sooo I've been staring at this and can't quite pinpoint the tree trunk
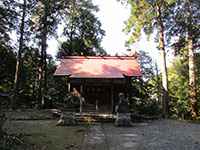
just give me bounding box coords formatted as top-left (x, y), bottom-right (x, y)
top-left (38, 0), bottom-right (49, 108)
top-left (156, 4), bottom-right (169, 118)
top-left (155, 62), bottom-right (161, 103)
top-left (12, 0), bottom-right (26, 109)
top-left (188, 34), bottom-right (197, 119)
top-left (186, 0), bottom-right (198, 119)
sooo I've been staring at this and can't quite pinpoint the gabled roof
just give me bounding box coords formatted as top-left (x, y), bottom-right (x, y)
top-left (54, 56), bottom-right (141, 78)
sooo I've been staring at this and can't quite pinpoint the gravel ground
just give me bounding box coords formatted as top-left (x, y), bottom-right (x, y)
top-left (4, 119), bottom-right (200, 150)
top-left (82, 119), bottom-right (200, 150)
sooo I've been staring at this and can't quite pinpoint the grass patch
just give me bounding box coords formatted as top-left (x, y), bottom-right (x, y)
top-left (3, 120), bottom-right (86, 150)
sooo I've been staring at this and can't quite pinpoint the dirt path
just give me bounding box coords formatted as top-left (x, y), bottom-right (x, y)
top-left (81, 123), bottom-right (144, 150)
top-left (81, 124), bottom-right (108, 150)
top-left (82, 120), bottom-right (200, 150)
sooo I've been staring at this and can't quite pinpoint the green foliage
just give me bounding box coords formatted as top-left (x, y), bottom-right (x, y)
top-left (129, 51), bottom-right (161, 116)
top-left (168, 57), bottom-right (190, 119)
top-left (166, 0), bottom-right (200, 50)
top-left (138, 50), bottom-right (155, 80)
top-left (30, 0), bottom-right (60, 39)
top-left (1, 0), bottom-right (198, 120)
top-left (57, 0), bottom-right (106, 57)
top-left (45, 56), bottom-right (68, 108)
top-left (164, 0), bottom-right (200, 119)
top-left (129, 78), bottom-right (161, 116)
top-left (0, 45), bottom-right (16, 93)
top-left (0, 0), bottom-right (106, 109)
top-left (167, 54), bottom-right (200, 119)
top-left (0, 0), bottom-right (18, 45)
top-left (123, 0), bottom-right (175, 45)
top-left (17, 47), bottom-right (40, 106)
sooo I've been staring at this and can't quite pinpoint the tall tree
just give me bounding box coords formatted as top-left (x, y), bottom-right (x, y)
top-left (31, 0), bottom-right (52, 107)
top-left (186, 0), bottom-right (198, 118)
top-left (31, 0), bottom-right (72, 107)
top-left (12, 0), bottom-right (27, 108)
top-left (0, 0), bottom-right (17, 136)
top-left (156, 1), bottom-right (169, 118)
top-left (122, 0), bottom-right (175, 117)
top-left (39, 0), bottom-right (49, 107)
top-left (166, 0), bottom-right (200, 119)
top-left (57, 0), bottom-right (105, 57)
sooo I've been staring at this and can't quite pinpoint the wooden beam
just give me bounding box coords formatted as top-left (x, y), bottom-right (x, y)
top-left (80, 84), bottom-right (83, 93)
top-left (70, 78), bottom-right (126, 85)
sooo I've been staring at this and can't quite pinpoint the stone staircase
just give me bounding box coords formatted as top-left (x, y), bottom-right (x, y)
top-left (75, 112), bottom-right (116, 123)
top-left (51, 108), bottom-right (116, 123)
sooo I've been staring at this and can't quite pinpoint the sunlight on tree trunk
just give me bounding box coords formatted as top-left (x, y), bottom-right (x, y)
top-left (156, 4), bottom-right (169, 118)
top-left (186, 0), bottom-right (198, 119)
top-left (155, 62), bottom-right (161, 105)
top-left (188, 34), bottom-right (197, 119)
top-left (12, 0), bottom-right (26, 109)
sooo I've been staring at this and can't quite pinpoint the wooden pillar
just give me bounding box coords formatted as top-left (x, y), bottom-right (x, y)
top-left (128, 77), bottom-right (132, 97)
top-left (111, 84), bottom-right (114, 113)
top-left (68, 81), bottom-right (71, 93)
top-left (95, 99), bottom-right (98, 112)
top-left (66, 76), bottom-right (71, 93)
top-left (125, 76), bottom-right (132, 98)
top-left (80, 84), bottom-right (83, 113)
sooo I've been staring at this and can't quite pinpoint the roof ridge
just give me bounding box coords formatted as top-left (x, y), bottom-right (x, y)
top-left (61, 55), bottom-right (138, 59)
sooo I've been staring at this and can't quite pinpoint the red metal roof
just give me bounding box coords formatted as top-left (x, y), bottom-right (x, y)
top-left (54, 56), bottom-right (141, 78)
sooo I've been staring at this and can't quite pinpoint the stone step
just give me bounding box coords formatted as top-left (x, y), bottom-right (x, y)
top-left (75, 113), bottom-right (115, 123)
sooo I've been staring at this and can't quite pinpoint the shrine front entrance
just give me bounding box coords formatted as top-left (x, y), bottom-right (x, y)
top-left (69, 78), bottom-right (128, 113)
top-left (84, 85), bottom-right (112, 113)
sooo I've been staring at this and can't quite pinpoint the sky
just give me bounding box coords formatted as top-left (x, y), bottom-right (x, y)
top-left (47, 0), bottom-right (159, 63)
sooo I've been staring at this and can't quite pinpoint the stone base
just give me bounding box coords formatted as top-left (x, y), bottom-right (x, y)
top-left (114, 113), bottom-right (132, 127)
top-left (56, 112), bottom-right (77, 126)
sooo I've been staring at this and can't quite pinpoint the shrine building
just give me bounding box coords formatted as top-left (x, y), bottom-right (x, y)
top-left (54, 55), bottom-right (141, 113)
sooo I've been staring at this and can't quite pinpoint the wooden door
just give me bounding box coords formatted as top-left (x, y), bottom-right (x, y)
top-left (84, 85), bottom-right (112, 113)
